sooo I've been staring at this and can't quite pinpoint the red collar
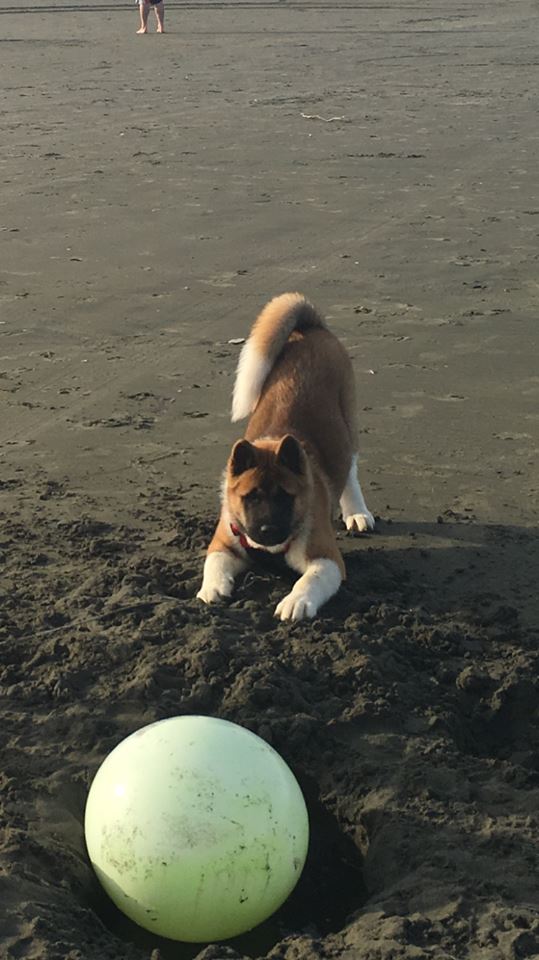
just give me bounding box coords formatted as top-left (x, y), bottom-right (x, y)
top-left (230, 523), bottom-right (290, 555)
top-left (230, 523), bottom-right (250, 550)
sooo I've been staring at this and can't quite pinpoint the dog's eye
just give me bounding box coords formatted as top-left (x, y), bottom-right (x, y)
top-left (274, 486), bottom-right (294, 506)
top-left (244, 488), bottom-right (262, 503)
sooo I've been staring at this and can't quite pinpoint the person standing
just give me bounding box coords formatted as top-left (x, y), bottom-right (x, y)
top-left (137, 0), bottom-right (165, 34)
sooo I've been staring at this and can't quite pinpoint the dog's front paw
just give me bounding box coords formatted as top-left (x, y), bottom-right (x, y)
top-left (274, 591), bottom-right (317, 621)
top-left (344, 510), bottom-right (375, 534)
top-left (196, 575), bottom-right (234, 604)
top-left (197, 550), bottom-right (241, 604)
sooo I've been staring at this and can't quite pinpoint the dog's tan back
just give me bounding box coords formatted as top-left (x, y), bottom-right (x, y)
top-left (245, 326), bottom-right (357, 500)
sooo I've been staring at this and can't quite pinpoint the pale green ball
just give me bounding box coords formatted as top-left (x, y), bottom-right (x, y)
top-left (85, 715), bottom-right (309, 942)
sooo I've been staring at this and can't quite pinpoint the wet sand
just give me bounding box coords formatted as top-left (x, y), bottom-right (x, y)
top-left (1, 1), bottom-right (539, 958)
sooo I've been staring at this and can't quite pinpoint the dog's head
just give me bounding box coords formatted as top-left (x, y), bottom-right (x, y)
top-left (225, 435), bottom-right (309, 549)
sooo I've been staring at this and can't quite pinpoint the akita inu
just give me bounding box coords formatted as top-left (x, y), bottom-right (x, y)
top-left (197, 293), bottom-right (374, 620)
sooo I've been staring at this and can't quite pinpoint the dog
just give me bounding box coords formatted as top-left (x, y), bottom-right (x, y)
top-left (197, 293), bottom-right (374, 620)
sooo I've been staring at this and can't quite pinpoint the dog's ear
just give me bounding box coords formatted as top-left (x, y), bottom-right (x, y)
top-left (276, 434), bottom-right (305, 475)
top-left (229, 439), bottom-right (257, 476)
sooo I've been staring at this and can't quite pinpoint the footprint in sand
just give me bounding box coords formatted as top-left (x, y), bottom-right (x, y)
top-left (78, 415), bottom-right (155, 430)
top-left (433, 394), bottom-right (468, 402)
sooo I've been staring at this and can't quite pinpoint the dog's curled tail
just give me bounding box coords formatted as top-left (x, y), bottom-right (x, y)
top-left (231, 292), bottom-right (325, 422)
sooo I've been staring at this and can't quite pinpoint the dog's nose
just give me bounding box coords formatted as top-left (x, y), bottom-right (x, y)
top-left (256, 523), bottom-right (282, 545)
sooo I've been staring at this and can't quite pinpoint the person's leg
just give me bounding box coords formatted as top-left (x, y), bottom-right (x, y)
top-left (153, 1), bottom-right (165, 32)
top-left (137, 0), bottom-right (149, 33)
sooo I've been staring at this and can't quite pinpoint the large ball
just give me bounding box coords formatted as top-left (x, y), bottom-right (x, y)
top-left (84, 715), bottom-right (309, 942)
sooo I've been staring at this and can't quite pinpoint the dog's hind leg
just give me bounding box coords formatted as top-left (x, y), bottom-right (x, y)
top-left (337, 362), bottom-right (373, 533)
top-left (340, 454), bottom-right (375, 534)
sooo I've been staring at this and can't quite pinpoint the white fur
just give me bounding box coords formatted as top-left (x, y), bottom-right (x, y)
top-left (339, 454), bottom-right (375, 533)
top-left (275, 558), bottom-right (342, 621)
top-left (197, 550), bottom-right (247, 604)
top-left (284, 527), bottom-right (310, 575)
top-left (231, 341), bottom-right (272, 422)
top-left (243, 535), bottom-right (290, 554)
top-left (219, 469), bottom-right (228, 503)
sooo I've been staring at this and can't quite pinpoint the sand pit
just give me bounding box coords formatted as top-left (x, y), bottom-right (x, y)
top-left (1, 1), bottom-right (539, 958)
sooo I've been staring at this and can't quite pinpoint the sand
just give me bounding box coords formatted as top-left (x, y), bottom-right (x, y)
top-left (1, 0), bottom-right (539, 957)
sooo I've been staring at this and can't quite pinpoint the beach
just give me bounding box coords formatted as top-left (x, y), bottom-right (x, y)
top-left (1, 1), bottom-right (539, 957)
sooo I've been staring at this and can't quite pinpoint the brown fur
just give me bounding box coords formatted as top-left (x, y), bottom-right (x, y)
top-left (248, 291), bottom-right (325, 361)
top-left (245, 327), bottom-right (357, 500)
